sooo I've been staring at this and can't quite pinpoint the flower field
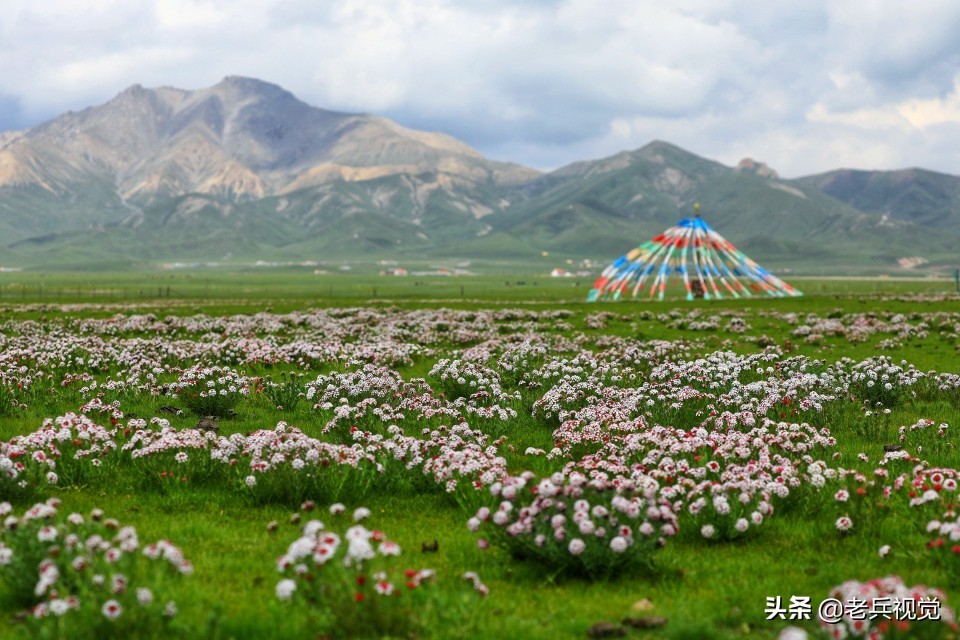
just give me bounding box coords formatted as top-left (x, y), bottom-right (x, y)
top-left (1, 287), bottom-right (960, 639)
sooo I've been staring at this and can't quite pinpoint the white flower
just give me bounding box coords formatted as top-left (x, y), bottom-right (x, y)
top-left (353, 507), bottom-right (371, 522)
top-left (568, 538), bottom-right (586, 556)
top-left (37, 526), bottom-right (58, 542)
top-left (578, 519), bottom-right (596, 536)
top-left (735, 518), bottom-right (749, 533)
top-left (701, 524), bottom-right (715, 539)
top-left (537, 479), bottom-right (558, 498)
top-left (378, 541), bottom-right (401, 556)
top-left (878, 545), bottom-right (891, 558)
top-left (778, 626), bottom-right (809, 640)
top-left (101, 599), bottom-right (123, 620)
top-left (136, 587), bottom-right (154, 606)
top-left (50, 598), bottom-right (72, 616)
top-left (111, 573), bottom-right (128, 594)
top-left (609, 536), bottom-right (628, 553)
top-left (276, 579), bottom-right (297, 600)
top-left (244, 475), bottom-right (257, 487)
top-left (712, 496), bottom-right (730, 515)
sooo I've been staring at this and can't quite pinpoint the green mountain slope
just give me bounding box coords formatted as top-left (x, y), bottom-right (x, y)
top-left (795, 168), bottom-right (960, 233)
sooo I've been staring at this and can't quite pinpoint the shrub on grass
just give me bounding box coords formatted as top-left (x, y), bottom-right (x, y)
top-left (231, 423), bottom-right (384, 505)
top-left (468, 472), bottom-right (677, 579)
top-left (0, 377), bottom-right (20, 415)
top-left (170, 365), bottom-right (248, 417)
top-left (259, 372), bottom-right (305, 411)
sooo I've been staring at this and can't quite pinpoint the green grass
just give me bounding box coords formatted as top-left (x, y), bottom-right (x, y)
top-left (1, 275), bottom-right (959, 639)
top-left (0, 269), bottom-right (955, 310)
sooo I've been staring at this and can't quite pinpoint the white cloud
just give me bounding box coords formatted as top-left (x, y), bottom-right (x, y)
top-left (155, 0), bottom-right (229, 29)
top-left (2, 0), bottom-right (960, 176)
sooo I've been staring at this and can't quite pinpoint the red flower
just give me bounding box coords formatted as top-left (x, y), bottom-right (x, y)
top-left (356, 576), bottom-right (366, 586)
top-left (354, 593), bottom-right (365, 602)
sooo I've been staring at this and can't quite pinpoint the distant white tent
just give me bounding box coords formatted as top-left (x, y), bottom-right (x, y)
top-left (588, 207), bottom-right (802, 301)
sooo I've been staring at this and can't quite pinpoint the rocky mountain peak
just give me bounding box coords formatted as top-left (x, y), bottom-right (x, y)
top-left (735, 158), bottom-right (780, 179)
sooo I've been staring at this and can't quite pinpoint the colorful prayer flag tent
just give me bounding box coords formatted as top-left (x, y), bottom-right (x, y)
top-left (587, 207), bottom-right (802, 301)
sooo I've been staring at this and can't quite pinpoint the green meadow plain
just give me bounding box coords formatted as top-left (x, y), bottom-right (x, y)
top-left (1, 270), bottom-right (959, 640)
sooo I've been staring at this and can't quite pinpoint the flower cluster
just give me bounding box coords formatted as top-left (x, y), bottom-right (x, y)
top-left (275, 504), bottom-right (487, 637)
top-left (819, 575), bottom-right (957, 639)
top-left (469, 472), bottom-right (677, 578)
top-left (925, 512), bottom-right (960, 586)
top-left (0, 498), bottom-right (188, 633)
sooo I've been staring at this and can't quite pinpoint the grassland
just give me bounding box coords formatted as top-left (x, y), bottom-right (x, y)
top-left (1, 272), bottom-right (959, 640)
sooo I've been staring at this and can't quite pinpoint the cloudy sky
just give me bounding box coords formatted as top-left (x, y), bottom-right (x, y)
top-left (3, 0), bottom-right (960, 177)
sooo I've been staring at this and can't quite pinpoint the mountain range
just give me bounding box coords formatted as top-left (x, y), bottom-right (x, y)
top-left (1, 76), bottom-right (957, 273)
